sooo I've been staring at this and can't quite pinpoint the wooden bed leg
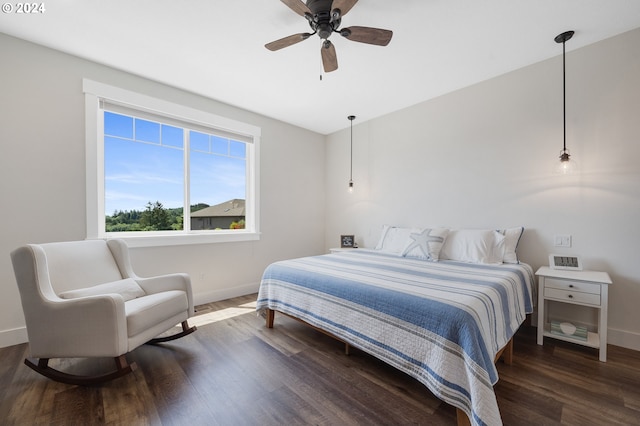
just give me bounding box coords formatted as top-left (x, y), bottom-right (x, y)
top-left (502, 338), bottom-right (514, 366)
top-left (344, 342), bottom-right (350, 355)
top-left (493, 337), bottom-right (514, 366)
top-left (266, 308), bottom-right (275, 328)
top-left (456, 408), bottom-right (471, 426)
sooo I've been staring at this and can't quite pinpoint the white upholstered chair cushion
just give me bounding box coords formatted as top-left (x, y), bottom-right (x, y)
top-left (125, 290), bottom-right (188, 337)
top-left (59, 278), bottom-right (146, 302)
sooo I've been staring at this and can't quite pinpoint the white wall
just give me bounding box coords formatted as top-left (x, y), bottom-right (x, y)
top-left (0, 34), bottom-right (326, 347)
top-left (325, 28), bottom-right (640, 351)
top-left (2, 28), bottom-right (639, 352)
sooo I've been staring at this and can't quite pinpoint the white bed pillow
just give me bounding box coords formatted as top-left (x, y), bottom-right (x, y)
top-left (401, 228), bottom-right (450, 261)
top-left (375, 225), bottom-right (415, 254)
top-left (59, 278), bottom-right (146, 302)
top-left (497, 227), bottom-right (524, 264)
top-left (374, 224), bottom-right (391, 250)
top-left (440, 229), bottom-right (505, 264)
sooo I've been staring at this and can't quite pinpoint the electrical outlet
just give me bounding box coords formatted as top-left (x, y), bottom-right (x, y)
top-left (553, 235), bottom-right (572, 247)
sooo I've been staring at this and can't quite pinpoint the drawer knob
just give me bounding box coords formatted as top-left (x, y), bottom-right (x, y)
top-left (568, 294), bottom-right (574, 298)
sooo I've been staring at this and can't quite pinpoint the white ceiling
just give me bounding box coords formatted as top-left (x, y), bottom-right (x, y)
top-left (2, 0), bottom-right (640, 135)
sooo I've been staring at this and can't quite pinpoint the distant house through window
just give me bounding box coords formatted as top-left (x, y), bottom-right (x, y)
top-left (84, 79), bottom-right (260, 247)
top-left (191, 199), bottom-right (245, 230)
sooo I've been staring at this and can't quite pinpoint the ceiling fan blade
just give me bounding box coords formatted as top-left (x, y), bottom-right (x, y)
top-left (321, 40), bottom-right (338, 72)
top-left (265, 33), bottom-right (312, 51)
top-left (341, 26), bottom-right (393, 46)
top-left (280, 0), bottom-right (311, 17)
top-left (331, 0), bottom-right (358, 16)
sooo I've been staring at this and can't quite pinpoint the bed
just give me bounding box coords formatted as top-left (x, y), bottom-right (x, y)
top-left (256, 229), bottom-right (534, 426)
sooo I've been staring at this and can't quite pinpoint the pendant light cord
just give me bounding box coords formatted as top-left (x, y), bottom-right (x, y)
top-left (350, 118), bottom-right (353, 181)
top-left (348, 115), bottom-right (355, 185)
top-left (562, 39), bottom-right (566, 152)
top-left (555, 30), bottom-right (573, 153)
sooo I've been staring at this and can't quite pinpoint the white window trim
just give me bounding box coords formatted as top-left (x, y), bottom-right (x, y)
top-left (83, 79), bottom-right (261, 247)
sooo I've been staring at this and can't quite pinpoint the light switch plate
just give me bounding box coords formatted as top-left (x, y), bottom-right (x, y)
top-left (554, 235), bottom-right (572, 247)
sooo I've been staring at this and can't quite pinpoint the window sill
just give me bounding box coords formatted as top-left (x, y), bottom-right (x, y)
top-left (99, 231), bottom-right (260, 248)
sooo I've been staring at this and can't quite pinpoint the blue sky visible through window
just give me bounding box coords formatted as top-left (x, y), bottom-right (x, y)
top-left (104, 111), bottom-right (246, 215)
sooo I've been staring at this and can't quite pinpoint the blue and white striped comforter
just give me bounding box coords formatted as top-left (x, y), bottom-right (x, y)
top-left (256, 249), bottom-right (534, 426)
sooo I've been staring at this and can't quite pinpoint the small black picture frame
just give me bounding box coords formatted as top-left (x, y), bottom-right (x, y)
top-left (340, 235), bottom-right (355, 248)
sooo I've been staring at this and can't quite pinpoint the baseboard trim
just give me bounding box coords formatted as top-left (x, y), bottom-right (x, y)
top-left (608, 327), bottom-right (640, 352)
top-left (193, 282), bottom-right (260, 307)
top-left (0, 326), bottom-right (28, 348)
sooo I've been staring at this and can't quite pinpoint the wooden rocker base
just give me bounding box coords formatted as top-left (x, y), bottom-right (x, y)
top-left (146, 320), bottom-right (197, 345)
top-left (24, 354), bottom-right (136, 386)
top-left (24, 321), bottom-right (196, 385)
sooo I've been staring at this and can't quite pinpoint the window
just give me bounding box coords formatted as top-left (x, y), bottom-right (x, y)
top-left (84, 79), bottom-right (260, 247)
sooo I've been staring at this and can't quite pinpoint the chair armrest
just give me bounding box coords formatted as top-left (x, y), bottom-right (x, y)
top-left (26, 294), bottom-right (128, 359)
top-left (106, 239), bottom-right (194, 317)
top-left (136, 273), bottom-right (194, 317)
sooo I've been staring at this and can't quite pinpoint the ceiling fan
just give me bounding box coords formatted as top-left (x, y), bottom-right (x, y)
top-left (265, 0), bottom-right (393, 73)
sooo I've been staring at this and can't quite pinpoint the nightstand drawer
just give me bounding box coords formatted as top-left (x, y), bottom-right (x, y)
top-left (544, 287), bottom-right (601, 306)
top-left (545, 278), bottom-right (601, 295)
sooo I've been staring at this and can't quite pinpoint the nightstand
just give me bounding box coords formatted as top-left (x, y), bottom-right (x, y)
top-left (535, 266), bottom-right (611, 362)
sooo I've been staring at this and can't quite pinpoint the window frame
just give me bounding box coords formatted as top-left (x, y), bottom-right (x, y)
top-left (83, 79), bottom-right (261, 247)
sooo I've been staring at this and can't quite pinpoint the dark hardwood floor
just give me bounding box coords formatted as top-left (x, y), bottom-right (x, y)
top-left (1, 293), bottom-right (639, 425)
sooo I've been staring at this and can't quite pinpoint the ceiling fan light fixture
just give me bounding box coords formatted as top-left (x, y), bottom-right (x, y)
top-left (317, 22), bottom-right (334, 39)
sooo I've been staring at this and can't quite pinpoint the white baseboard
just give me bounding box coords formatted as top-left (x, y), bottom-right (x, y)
top-left (608, 327), bottom-right (640, 351)
top-left (193, 282), bottom-right (260, 307)
top-left (0, 326), bottom-right (28, 348)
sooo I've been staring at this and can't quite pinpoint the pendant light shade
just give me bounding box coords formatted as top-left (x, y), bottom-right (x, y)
top-left (554, 30), bottom-right (577, 174)
top-left (348, 115), bottom-right (355, 192)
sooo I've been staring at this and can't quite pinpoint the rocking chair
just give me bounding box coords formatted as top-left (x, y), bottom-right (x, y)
top-left (10, 239), bottom-right (196, 385)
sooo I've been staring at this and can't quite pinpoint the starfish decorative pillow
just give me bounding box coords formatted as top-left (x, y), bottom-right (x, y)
top-left (401, 228), bottom-right (449, 261)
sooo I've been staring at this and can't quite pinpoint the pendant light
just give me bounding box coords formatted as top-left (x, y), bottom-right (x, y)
top-left (348, 115), bottom-right (355, 192)
top-left (555, 30), bottom-right (577, 174)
